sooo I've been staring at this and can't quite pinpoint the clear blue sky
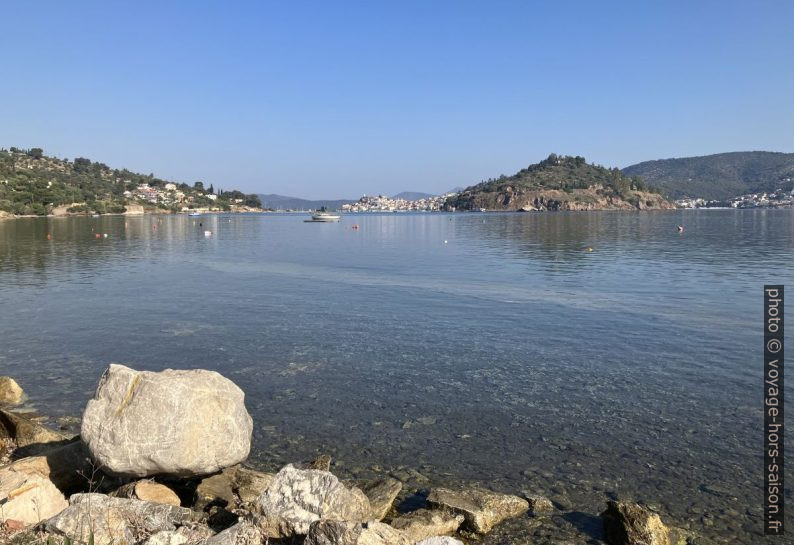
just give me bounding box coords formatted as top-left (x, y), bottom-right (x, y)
top-left (1, 1), bottom-right (792, 198)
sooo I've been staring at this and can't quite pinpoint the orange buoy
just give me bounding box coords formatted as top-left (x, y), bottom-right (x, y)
top-left (47, 233), bottom-right (52, 240)
top-left (95, 233), bottom-right (101, 239)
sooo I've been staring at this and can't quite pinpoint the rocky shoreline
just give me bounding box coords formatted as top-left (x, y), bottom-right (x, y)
top-left (2, 367), bottom-right (710, 545)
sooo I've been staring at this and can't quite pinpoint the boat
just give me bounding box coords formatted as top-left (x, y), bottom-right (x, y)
top-left (188, 212), bottom-right (201, 217)
top-left (305, 207), bottom-right (341, 222)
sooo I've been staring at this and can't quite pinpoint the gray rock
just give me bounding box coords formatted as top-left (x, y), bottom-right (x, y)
top-left (390, 508), bottom-right (464, 542)
top-left (0, 377), bottom-right (24, 406)
top-left (427, 487), bottom-right (528, 533)
top-left (233, 466), bottom-right (274, 504)
top-left (45, 493), bottom-right (198, 545)
top-left (305, 520), bottom-right (411, 545)
top-left (81, 364), bottom-right (253, 478)
top-left (146, 530), bottom-right (188, 545)
top-left (360, 477), bottom-right (402, 520)
top-left (414, 538), bottom-right (465, 545)
top-left (254, 464), bottom-right (371, 538)
top-left (203, 521), bottom-right (262, 545)
top-left (601, 500), bottom-right (670, 545)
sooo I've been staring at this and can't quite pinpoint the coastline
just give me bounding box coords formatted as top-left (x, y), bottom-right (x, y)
top-left (1, 369), bottom-right (710, 545)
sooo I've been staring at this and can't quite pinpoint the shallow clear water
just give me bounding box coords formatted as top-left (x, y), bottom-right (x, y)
top-left (0, 210), bottom-right (792, 543)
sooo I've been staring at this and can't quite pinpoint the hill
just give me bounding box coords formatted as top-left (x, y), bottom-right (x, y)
top-left (392, 191), bottom-right (433, 200)
top-left (622, 151), bottom-right (794, 201)
top-left (257, 194), bottom-right (354, 211)
top-left (447, 154), bottom-right (673, 211)
top-left (0, 147), bottom-right (262, 216)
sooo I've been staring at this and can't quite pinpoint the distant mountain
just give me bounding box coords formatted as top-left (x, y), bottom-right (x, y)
top-left (257, 194), bottom-right (354, 211)
top-left (392, 191), bottom-right (433, 200)
top-left (622, 151), bottom-right (794, 201)
top-left (447, 154), bottom-right (673, 211)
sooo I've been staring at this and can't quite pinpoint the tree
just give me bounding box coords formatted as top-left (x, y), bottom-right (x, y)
top-left (244, 194), bottom-right (262, 208)
top-left (27, 148), bottom-right (44, 159)
top-left (208, 183), bottom-right (214, 194)
top-left (194, 181), bottom-right (204, 191)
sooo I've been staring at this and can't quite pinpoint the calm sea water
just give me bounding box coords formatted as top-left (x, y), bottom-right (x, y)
top-left (1, 210), bottom-right (792, 543)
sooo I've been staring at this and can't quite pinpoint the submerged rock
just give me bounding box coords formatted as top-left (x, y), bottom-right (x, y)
top-left (522, 493), bottom-right (554, 514)
top-left (0, 377), bottom-right (24, 406)
top-left (0, 458), bottom-right (69, 525)
top-left (360, 477), bottom-right (402, 520)
top-left (45, 493), bottom-right (198, 545)
top-left (601, 500), bottom-right (670, 545)
top-left (427, 487), bottom-right (528, 533)
top-left (254, 464), bottom-right (371, 538)
top-left (390, 508), bottom-right (464, 541)
top-left (81, 364), bottom-right (253, 478)
top-left (111, 480), bottom-right (182, 506)
top-left (305, 520), bottom-right (411, 545)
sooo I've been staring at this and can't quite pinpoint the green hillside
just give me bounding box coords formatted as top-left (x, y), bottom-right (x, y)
top-left (0, 147), bottom-right (261, 216)
top-left (447, 154), bottom-right (672, 211)
top-left (622, 151), bottom-right (794, 200)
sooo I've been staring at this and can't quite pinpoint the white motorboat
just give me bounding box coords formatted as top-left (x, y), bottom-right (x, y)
top-left (306, 207), bottom-right (341, 222)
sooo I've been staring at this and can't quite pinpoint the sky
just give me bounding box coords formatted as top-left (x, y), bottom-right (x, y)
top-left (1, 1), bottom-right (792, 198)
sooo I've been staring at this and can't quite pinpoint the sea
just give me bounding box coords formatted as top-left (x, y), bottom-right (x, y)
top-left (1, 210), bottom-right (792, 543)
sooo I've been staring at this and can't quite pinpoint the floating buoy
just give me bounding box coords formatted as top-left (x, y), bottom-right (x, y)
top-left (586, 247), bottom-right (593, 252)
top-left (103, 233), bottom-right (108, 238)
top-left (677, 225), bottom-right (684, 232)
top-left (352, 224), bottom-right (360, 230)
top-left (47, 233), bottom-right (52, 240)
top-left (95, 233), bottom-right (101, 239)
top-left (444, 240), bottom-right (448, 244)
top-left (204, 230), bottom-right (212, 237)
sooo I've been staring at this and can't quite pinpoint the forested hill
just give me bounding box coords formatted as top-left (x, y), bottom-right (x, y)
top-left (622, 151), bottom-right (794, 200)
top-left (447, 154), bottom-right (673, 211)
top-left (0, 147), bottom-right (262, 216)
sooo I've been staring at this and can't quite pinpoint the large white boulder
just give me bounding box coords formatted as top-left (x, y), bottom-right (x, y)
top-left (255, 464), bottom-right (371, 538)
top-left (81, 364), bottom-right (253, 478)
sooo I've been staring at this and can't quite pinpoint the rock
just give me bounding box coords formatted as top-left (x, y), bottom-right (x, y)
top-left (233, 466), bottom-right (274, 504)
top-left (81, 364), bottom-right (253, 478)
top-left (7, 439), bottom-right (93, 494)
top-left (195, 468), bottom-right (237, 510)
top-left (390, 508), bottom-right (464, 542)
top-left (0, 460), bottom-right (69, 525)
top-left (601, 500), bottom-right (670, 545)
top-left (0, 409), bottom-right (68, 453)
top-left (111, 480), bottom-right (182, 506)
top-left (45, 493), bottom-right (198, 545)
top-left (254, 464), bottom-right (371, 538)
top-left (522, 493), bottom-right (554, 514)
top-left (203, 521), bottom-right (262, 545)
top-left (0, 377), bottom-right (24, 406)
top-left (309, 454), bottom-right (332, 471)
top-left (414, 538), bottom-right (465, 545)
top-left (360, 477), bottom-right (402, 520)
top-left (427, 487), bottom-right (528, 533)
top-left (305, 520), bottom-right (411, 545)
top-left (146, 530), bottom-right (188, 545)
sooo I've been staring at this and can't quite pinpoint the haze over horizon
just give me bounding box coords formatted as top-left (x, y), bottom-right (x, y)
top-left (1, 1), bottom-right (792, 199)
